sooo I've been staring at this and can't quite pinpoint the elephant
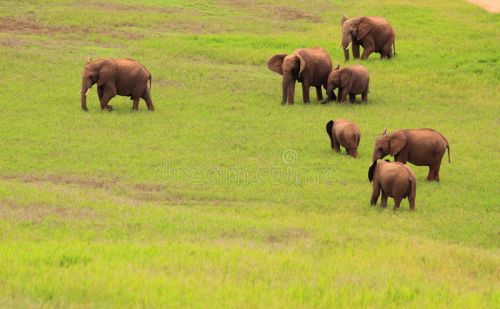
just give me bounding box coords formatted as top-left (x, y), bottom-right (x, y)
top-left (267, 47), bottom-right (334, 104)
top-left (80, 58), bottom-right (154, 112)
top-left (368, 159), bottom-right (416, 210)
top-left (341, 16), bottom-right (396, 61)
top-left (325, 119), bottom-right (361, 157)
top-left (372, 129), bottom-right (450, 181)
top-left (324, 64), bottom-right (369, 103)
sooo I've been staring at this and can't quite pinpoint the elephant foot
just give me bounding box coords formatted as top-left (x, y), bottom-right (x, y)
top-left (105, 105), bottom-right (113, 111)
top-left (320, 99), bottom-right (329, 104)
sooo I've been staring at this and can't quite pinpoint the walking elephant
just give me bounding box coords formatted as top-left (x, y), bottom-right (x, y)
top-left (341, 16), bottom-right (396, 61)
top-left (325, 119), bottom-right (361, 157)
top-left (80, 58), bottom-right (154, 112)
top-left (267, 47), bottom-right (334, 104)
top-left (369, 159), bottom-right (416, 210)
top-left (372, 129), bottom-right (450, 181)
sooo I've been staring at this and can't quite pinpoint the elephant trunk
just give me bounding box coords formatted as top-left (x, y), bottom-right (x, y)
top-left (282, 75), bottom-right (295, 104)
top-left (371, 149), bottom-right (382, 163)
top-left (80, 79), bottom-right (92, 111)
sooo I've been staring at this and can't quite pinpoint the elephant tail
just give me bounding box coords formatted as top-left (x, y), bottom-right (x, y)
top-left (393, 41), bottom-right (397, 57)
top-left (446, 144), bottom-right (451, 163)
top-left (148, 75), bottom-right (152, 91)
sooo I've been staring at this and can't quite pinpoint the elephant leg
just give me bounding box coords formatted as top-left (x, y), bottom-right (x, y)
top-left (352, 42), bottom-right (361, 59)
top-left (99, 87), bottom-right (116, 111)
top-left (393, 197), bottom-right (402, 210)
top-left (362, 90), bottom-right (368, 102)
top-left (409, 193), bottom-right (416, 211)
top-left (361, 38), bottom-right (375, 60)
top-left (427, 164), bottom-right (438, 181)
top-left (371, 183), bottom-right (380, 206)
top-left (97, 86), bottom-right (104, 101)
top-left (432, 163), bottom-right (441, 182)
top-left (349, 93), bottom-right (356, 103)
top-left (302, 82), bottom-right (310, 104)
top-left (142, 88), bottom-right (155, 111)
top-left (315, 86), bottom-right (323, 102)
top-left (349, 148), bottom-right (359, 158)
top-left (381, 191), bottom-right (388, 209)
top-left (287, 82), bottom-right (295, 105)
top-left (132, 97), bottom-right (140, 111)
top-left (332, 135), bottom-right (341, 153)
top-left (339, 88), bottom-right (349, 102)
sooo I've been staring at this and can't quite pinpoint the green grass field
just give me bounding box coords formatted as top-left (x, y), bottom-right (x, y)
top-left (0, 0), bottom-right (499, 307)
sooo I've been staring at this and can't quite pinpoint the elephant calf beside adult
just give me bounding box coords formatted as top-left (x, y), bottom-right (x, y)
top-left (341, 15), bottom-right (396, 61)
top-left (324, 64), bottom-right (369, 103)
top-left (267, 47), bottom-right (334, 105)
top-left (80, 58), bottom-right (154, 112)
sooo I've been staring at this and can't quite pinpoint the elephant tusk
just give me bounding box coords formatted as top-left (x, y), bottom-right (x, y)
top-left (345, 42), bottom-right (352, 50)
top-left (78, 90), bottom-right (82, 95)
top-left (85, 88), bottom-right (91, 96)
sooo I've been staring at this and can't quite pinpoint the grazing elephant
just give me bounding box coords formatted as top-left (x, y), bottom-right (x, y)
top-left (267, 47), bottom-right (334, 104)
top-left (325, 119), bottom-right (361, 157)
top-left (80, 58), bottom-right (154, 112)
top-left (372, 129), bottom-right (450, 181)
top-left (368, 159), bottom-right (416, 210)
top-left (325, 64), bottom-right (369, 103)
top-left (341, 16), bottom-right (396, 61)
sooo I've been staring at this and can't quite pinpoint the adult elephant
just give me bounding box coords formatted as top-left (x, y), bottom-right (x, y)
top-left (341, 16), bottom-right (396, 61)
top-left (267, 47), bottom-right (334, 104)
top-left (372, 129), bottom-right (450, 181)
top-left (80, 58), bottom-right (154, 112)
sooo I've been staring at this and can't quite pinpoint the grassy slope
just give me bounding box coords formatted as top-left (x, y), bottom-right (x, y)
top-left (0, 0), bottom-right (499, 307)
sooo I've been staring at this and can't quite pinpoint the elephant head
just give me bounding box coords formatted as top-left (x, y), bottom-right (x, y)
top-left (341, 16), bottom-right (370, 61)
top-left (267, 53), bottom-right (307, 104)
top-left (372, 130), bottom-right (407, 162)
top-left (327, 65), bottom-right (352, 94)
top-left (80, 59), bottom-right (117, 111)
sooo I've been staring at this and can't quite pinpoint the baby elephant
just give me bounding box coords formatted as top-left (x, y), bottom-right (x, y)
top-left (324, 64), bottom-right (369, 103)
top-left (325, 119), bottom-right (361, 157)
top-left (368, 160), bottom-right (416, 210)
top-left (80, 58), bottom-right (154, 112)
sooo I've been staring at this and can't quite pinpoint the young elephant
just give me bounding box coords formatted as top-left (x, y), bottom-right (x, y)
top-left (325, 119), bottom-right (361, 157)
top-left (267, 47), bottom-right (334, 104)
top-left (80, 58), bottom-right (154, 112)
top-left (324, 64), bottom-right (369, 103)
top-left (372, 129), bottom-right (450, 181)
top-left (341, 16), bottom-right (396, 61)
top-left (369, 160), bottom-right (416, 210)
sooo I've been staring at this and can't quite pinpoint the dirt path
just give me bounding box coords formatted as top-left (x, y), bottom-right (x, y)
top-left (468, 0), bottom-right (500, 12)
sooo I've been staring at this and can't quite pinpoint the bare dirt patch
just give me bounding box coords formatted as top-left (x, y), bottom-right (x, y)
top-left (0, 14), bottom-right (144, 41)
top-left (272, 7), bottom-right (321, 23)
top-left (468, 0), bottom-right (500, 12)
top-left (0, 200), bottom-right (95, 223)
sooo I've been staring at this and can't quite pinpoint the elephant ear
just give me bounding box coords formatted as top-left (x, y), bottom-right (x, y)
top-left (97, 60), bottom-right (117, 86)
top-left (341, 15), bottom-right (348, 25)
top-left (368, 160), bottom-right (377, 182)
top-left (356, 18), bottom-right (371, 40)
top-left (267, 54), bottom-right (287, 75)
top-left (297, 54), bottom-right (307, 78)
top-left (340, 69), bottom-right (353, 88)
top-left (325, 120), bottom-right (334, 136)
top-left (389, 132), bottom-right (406, 156)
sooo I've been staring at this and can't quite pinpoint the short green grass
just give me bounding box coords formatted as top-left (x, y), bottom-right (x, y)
top-left (0, 0), bottom-right (499, 307)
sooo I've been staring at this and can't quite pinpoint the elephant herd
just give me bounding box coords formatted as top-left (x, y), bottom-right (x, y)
top-left (78, 15), bottom-right (450, 211)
